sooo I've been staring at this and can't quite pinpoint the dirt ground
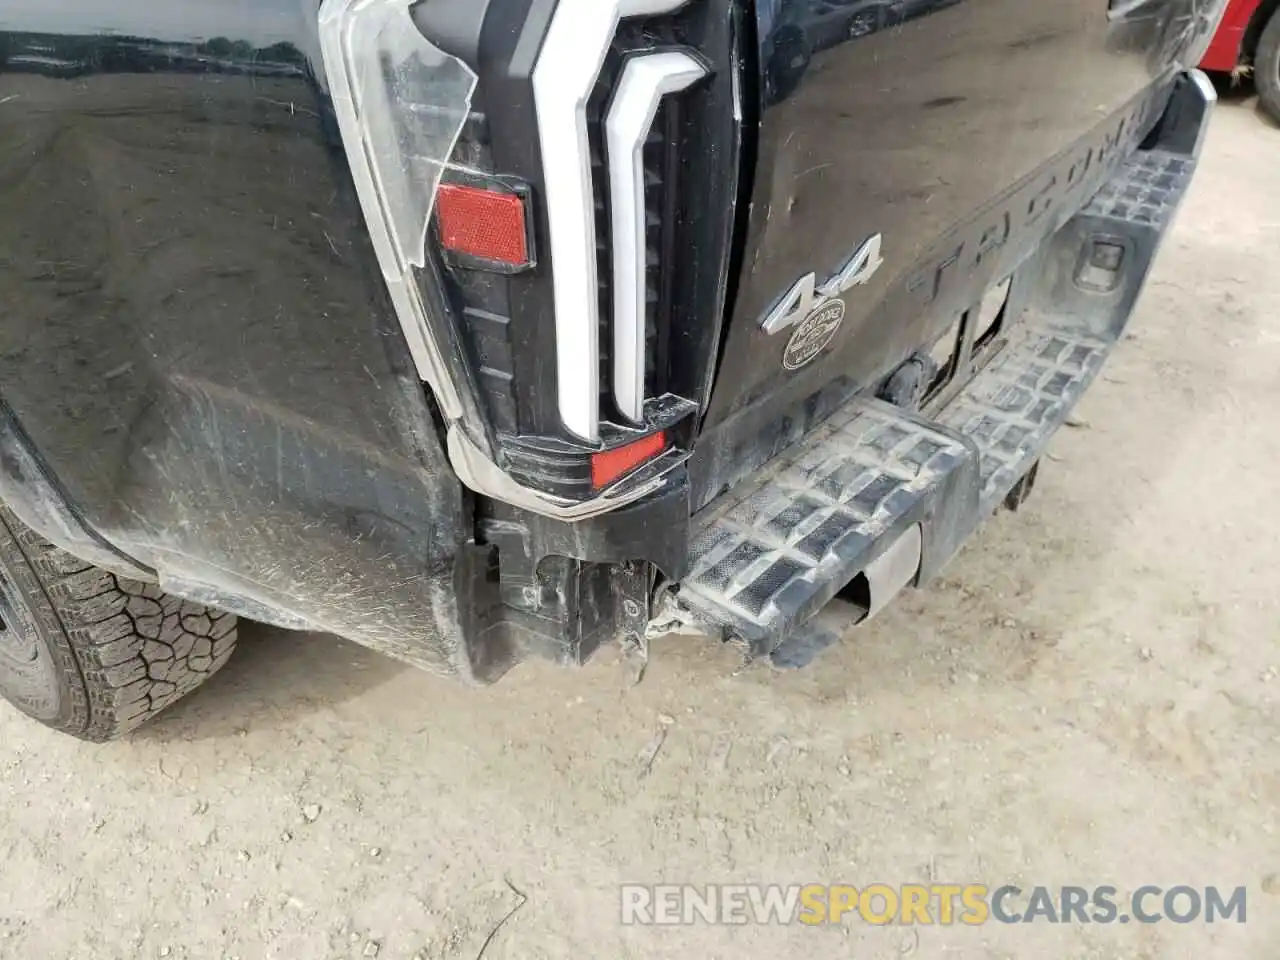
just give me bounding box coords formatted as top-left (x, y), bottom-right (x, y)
top-left (2, 97), bottom-right (1279, 960)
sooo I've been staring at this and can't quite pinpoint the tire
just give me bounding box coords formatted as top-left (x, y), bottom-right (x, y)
top-left (0, 507), bottom-right (237, 741)
top-left (1258, 8), bottom-right (1280, 125)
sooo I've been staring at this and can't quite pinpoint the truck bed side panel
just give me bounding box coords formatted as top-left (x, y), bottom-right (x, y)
top-left (0, 6), bottom-right (472, 671)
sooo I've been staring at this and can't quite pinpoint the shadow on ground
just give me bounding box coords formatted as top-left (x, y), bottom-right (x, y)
top-left (133, 621), bottom-right (409, 743)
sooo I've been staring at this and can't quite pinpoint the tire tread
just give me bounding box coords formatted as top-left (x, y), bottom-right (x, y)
top-left (0, 507), bottom-right (236, 740)
top-left (1258, 9), bottom-right (1280, 124)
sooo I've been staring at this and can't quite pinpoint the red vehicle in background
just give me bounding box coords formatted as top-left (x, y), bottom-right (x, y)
top-left (1201, 0), bottom-right (1280, 120)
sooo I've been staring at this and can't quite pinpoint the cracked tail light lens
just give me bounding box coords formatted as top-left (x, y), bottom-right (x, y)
top-left (318, 0), bottom-right (477, 417)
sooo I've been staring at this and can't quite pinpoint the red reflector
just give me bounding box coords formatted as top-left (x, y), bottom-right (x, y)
top-left (436, 184), bottom-right (530, 267)
top-left (591, 431), bottom-right (667, 489)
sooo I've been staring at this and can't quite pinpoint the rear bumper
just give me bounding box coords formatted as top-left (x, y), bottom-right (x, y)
top-left (668, 72), bottom-right (1214, 661)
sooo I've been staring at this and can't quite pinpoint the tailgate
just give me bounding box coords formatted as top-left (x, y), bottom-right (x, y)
top-left (691, 0), bottom-right (1222, 509)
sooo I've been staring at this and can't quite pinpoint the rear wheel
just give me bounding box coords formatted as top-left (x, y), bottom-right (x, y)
top-left (0, 507), bottom-right (237, 741)
top-left (1258, 9), bottom-right (1280, 123)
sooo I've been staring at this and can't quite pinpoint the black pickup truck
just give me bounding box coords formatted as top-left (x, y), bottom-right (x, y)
top-left (0, 0), bottom-right (1224, 740)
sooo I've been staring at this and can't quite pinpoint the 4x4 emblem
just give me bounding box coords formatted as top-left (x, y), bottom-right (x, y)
top-left (762, 235), bottom-right (884, 369)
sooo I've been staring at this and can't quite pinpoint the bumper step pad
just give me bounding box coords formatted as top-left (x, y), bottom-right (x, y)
top-left (676, 143), bottom-right (1199, 656)
top-left (1083, 147), bottom-right (1196, 234)
top-left (942, 146), bottom-right (1196, 517)
top-left (939, 323), bottom-right (1111, 516)
top-left (680, 402), bottom-right (973, 654)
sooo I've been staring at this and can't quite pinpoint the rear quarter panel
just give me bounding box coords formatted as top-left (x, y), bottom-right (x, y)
top-left (0, 2), bottom-right (469, 665)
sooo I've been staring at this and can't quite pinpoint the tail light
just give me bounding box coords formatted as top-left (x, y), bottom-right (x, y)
top-left (532, 0), bottom-right (704, 440)
top-left (318, 0), bottom-right (477, 419)
top-left (320, 0), bottom-right (730, 520)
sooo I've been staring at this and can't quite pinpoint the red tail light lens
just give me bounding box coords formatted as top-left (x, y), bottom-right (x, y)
top-left (590, 431), bottom-right (667, 489)
top-left (435, 184), bottom-right (531, 268)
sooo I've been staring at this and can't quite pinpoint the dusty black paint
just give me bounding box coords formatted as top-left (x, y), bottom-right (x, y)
top-left (0, 4), bottom-right (475, 673)
top-left (695, 0), bottom-right (1209, 510)
top-left (0, 0), bottom-right (1218, 674)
